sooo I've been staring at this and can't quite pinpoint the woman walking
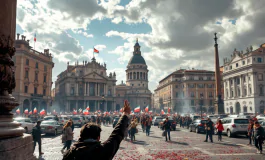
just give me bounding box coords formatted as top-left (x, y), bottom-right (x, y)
top-left (253, 121), bottom-right (264, 154)
top-left (216, 119), bottom-right (224, 141)
top-left (61, 121), bottom-right (74, 153)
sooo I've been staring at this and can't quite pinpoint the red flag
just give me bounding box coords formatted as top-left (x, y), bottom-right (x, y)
top-left (168, 108), bottom-right (171, 113)
top-left (94, 48), bottom-right (99, 53)
top-left (145, 106), bottom-right (149, 112)
top-left (34, 33), bottom-right (36, 42)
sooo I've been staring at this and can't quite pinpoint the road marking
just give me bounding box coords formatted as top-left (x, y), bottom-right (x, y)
top-left (215, 153), bottom-right (257, 156)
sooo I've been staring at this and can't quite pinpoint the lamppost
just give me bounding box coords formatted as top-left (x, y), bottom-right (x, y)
top-left (200, 93), bottom-right (204, 118)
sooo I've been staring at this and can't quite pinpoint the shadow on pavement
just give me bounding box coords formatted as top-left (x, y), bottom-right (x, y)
top-left (133, 140), bottom-right (147, 145)
top-left (167, 141), bottom-right (189, 145)
top-left (148, 135), bottom-right (162, 139)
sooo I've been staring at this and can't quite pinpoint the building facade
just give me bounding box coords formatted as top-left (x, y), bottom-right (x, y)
top-left (223, 44), bottom-right (265, 114)
top-left (154, 69), bottom-right (218, 114)
top-left (13, 34), bottom-right (54, 112)
top-left (115, 40), bottom-right (152, 111)
top-left (55, 58), bottom-right (116, 112)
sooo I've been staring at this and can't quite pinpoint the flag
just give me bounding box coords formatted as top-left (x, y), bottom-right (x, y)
top-left (33, 107), bottom-right (37, 114)
top-left (79, 108), bottom-right (82, 113)
top-left (161, 109), bottom-right (165, 115)
top-left (168, 108), bottom-right (171, 113)
top-left (73, 109), bottom-right (77, 115)
top-left (16, 108), bottom-right (20, 114)
top-left (24, 108), bottom-right (29, 114)
top-left (145, 106), bottom-right (149, 112)
top-left (34, 33), bottom-right (36, 42)
top-left (94, 48), bottom-right (99, 53)
top-left (119, 108), bottom-right (123, 112)
top-left (134, 106), bottom-right (140, 113)
top-left (86, 106), bottom-right (90, 111)
top-left (83, 109), bottom-right (89, 115)
top-left (40, 109), bottom-right (45, 115)
top-left (29, 111), bottom-right (32, 115)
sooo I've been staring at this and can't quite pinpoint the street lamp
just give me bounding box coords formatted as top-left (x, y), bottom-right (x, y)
top-left (200, 93), bottom-right (204, 118)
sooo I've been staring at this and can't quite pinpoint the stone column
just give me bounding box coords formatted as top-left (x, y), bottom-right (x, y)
top-left (87, 82), bottom-right (90, 96)
top-left (240, 75), bottom-right (243, 97)
top-left (66, 100), bottom-right (69, 112)
top-left (76, 83), bottom-right (78, 96)
top-left (0, 1), bottom-right (35, 159)
top-left (95, 83), bottom-right (97, 96)
top-left (76, 100), bottom-right (78, 110)
top-left (84, 82), bottom-right (86, 96)
top-left (246, 74), bottom-right (249, 96)
top-left (104, 101), bottom-right (107, 111)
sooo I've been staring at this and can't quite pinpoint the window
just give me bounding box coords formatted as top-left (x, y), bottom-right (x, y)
top-left (209, 92), bottom-right (213, 97)
top-left (25, 70), bottom-right (29, 78)
top-left (43, 89), bottom-right (46, 95)
top-left (191, 100), bottom-right (195, 106)
top-left (44, 65), bottom-right (47, 72)
top-left (249, 76), bottom-right (251, 81)
top-left (131, 84), bottom-right (134, 86)
top-left (35, 73), bottom-right (38, 81)
top-left (207, 77), bottom-right (211, 80)
top-left (26, 59), bottom-right (29, 65)
top-left (118, 94), bottom-right (120, 97)
top-left (70, 87), bottom-right (75, 95)
top-left (24, 86), bottom-right (28, 93)
top-left (44, 75), bottom-right (46, 82)
top-left (199, 77), bottom-right (203, 80)
top-left (190, 92), bottom-right (194, 97)
top-left (238, 88), bottom-right (240, 96)
top-left (190, 76), bottom-right (194, 80)
top-left (189, 84), bottom-right (195, 88)
top-left (230, 66), bottom-right (232, 70)
top-left (209, 100), bottom-right (213, 106)
top-left (237, 78), bottom-right (240, 84)
top-left (242, 61), bottom-right (245, 65)
top-left (35, 62), bottom-right (38, 68)
top-left (231, 90), bottom-right (234, 97)
top-left (260, 86), bottom-right (264, 95)
top-left (208, 84), bottom-right (213, 88)
top-left (138, 84), bottom-right (140, 86)
top-left (244, 89), bottom-right (247, 96)
top-left (108, 89), bottom-right (112, 96)
top-left (236, 63), bottom-right (238, 67)
top-left (243, 76), bottom-right (246, 82)
top-left (34, 87), bottom-right (37, 94)
top-left (198, 84), bottom-right (204, 88)
top-left (257, 57), bottom-right (262, 63)
top-left (176, 92), bottom-right (178, 98)
top-left (175, 85), bottom-right (178, 88)
top-left (249, 87), bottom-right (252, 94)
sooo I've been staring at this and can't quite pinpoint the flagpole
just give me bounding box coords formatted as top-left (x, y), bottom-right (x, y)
top-left (93, 46), bottom-right (94, 58)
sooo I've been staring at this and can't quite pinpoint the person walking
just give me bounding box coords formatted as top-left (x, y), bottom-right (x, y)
top-left (253, 121), bottom-right (264, 154)
top-left (216, 119), bottom-right (224, 141)
top-left (163, 117), bottom-right (171, 141)
top-left (61, 121), bottom-right (74, 153)
top-left (69, 119), bottom-right (74, 131)
top-left (130, 119), bottom-right (138, 142)
top-left (32, 121), bottom-right (44, 156)
top-left (145, 117), bottom-right (151, 136)
top-left (63, 100), bottom-right (131, 160)
top-left (247, 120), bottom-right (254, 145)
top-left (204, 118), bottom-right (214, 143)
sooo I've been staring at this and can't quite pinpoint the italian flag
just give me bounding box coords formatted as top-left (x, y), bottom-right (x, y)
top-left (134, 106), bottom-right (140, 113)
top-left (24, 108), bottom-right (29, 114)
top-left (145, 106), bottom-right (149, 112)
top-left (73, 109), bottom-right (77, 115)
top-left (33, 107), bottom-right (37, 114)
top-left (161, 109), bottom-right (165, 115)
top-left (86, 106), bottom-right (90, 111)
top-left (16, 108), bottom-right (20, 114)
top-left (83, 109), bottom-right (89, 115)
top-left (79, 108), bottom-right (83, 113)
top-left (40, 109), bottom-right (45, 115)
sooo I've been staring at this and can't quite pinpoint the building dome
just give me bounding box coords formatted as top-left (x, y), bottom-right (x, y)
top-left (128, 54), bottom-right (146, 65)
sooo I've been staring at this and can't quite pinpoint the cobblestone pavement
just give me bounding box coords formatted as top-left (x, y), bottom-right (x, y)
top-left (34, 124), bottom-right (264, 160)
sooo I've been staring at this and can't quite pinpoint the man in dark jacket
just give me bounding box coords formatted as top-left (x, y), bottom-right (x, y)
top-left (254, 121), bottom-right (265, 154)
top-left (163, 117), bottom-right (171, 141)
top-left (204, 118), bottom-right (214, 143)
top-left (32, 121), bottom-right (44, 156)
top-left (63, 101), bottom-right (131, 160)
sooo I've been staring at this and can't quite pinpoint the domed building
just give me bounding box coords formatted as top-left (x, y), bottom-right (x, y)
top-left (115, 39), bottom-right (152, 111)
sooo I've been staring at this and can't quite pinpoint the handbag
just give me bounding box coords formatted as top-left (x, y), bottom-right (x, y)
top-left (162, 131), bottom-right (166, 137)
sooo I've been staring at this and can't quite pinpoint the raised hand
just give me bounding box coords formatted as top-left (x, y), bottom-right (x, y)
top-left (123, 100), bottom-right (131, 115)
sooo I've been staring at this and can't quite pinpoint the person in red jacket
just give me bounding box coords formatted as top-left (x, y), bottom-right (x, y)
top-left (216, 119), bottom-right (224, 141)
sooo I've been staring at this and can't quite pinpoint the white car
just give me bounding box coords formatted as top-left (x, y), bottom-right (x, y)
top-left (58, 116), bottom-right (69, 125)
top-left (72, 116), bottom-right (85, 127)
top-left (14, 117), bottom-right (35, 133)
top-left (222, 118), bottom-right (249, 138)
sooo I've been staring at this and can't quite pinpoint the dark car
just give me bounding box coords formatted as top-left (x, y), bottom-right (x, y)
top-left (159, 118), bottom-right (176, 131)
top-left (112, 117), bottom-right (120, 128)
top-left (189, 119), bottom-right (208, 133)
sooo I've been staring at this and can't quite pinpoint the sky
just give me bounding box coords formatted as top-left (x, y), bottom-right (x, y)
top-left (16, 0), bottom-right (265, 92)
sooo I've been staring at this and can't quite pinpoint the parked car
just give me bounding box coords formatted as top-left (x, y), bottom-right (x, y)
top-left (152, 116), bottom-right (163, 126)
top-left (40, 120), bottom-right (63, 136)
top-left (189, 119), bottom-right (208, 133)
top-left (84, 115), bottom-right (92, 123)
top-left (72, 116), bottom-right (85, 127)
top-left (159, 118), bottom-right (176, 131)
top-left (190, 115), bottom-right (201, 121)
top-left (43, 116), bottom-right (58, 121)
top-left (58, 115), bottom-right (69, 125)
top-left (222, 118), bottom-right (248, 138)
top-left (113, 117), bottom-right (120, 128)
top-left (14, 117), bottom-right (35, 133)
